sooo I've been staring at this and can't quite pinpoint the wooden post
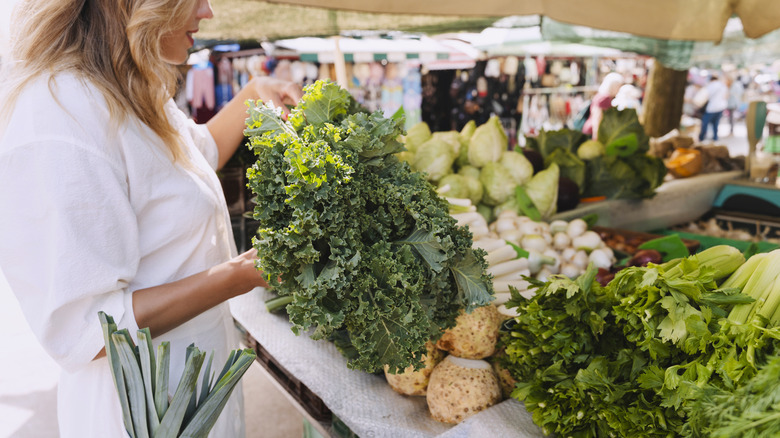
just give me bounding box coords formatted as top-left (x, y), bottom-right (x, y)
top-left (642, 59), bottom-right (688, 138)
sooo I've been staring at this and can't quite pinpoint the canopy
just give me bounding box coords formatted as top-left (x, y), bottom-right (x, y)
top-left (260, 0), bottom-right (780, 42)
top-left (271, 35), bottom-right (478, 70)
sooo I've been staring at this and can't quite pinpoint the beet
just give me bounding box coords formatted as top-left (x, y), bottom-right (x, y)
top-left (596, 268), bottom-right (615, 286)
top-left (522, 148), bottom-right (544, 174)
top-left (627, 249), bottom-right (663, 267)
top-left (557, 176), bottom-right (580, 212)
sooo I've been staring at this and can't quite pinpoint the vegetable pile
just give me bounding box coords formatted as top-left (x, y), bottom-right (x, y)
top-left (400, 116), bottom-right (564, 223)
top-left (498, 246), bottom-right (780, 437)
top-left (526, 108), bottom-right (667, 200)
top-left (244, 80), bottom-right (493, 374)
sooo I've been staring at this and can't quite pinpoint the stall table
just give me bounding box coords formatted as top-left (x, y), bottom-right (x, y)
top-left (230, 289), bottom-right (546, 438)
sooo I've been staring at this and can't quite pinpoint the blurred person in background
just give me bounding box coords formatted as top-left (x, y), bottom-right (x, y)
top-left (698, 73), bottom-right (729, 142)
top-left (726, 74), bottom-right (745, 136)
top-left (582, 72), bottom-right (624, 139)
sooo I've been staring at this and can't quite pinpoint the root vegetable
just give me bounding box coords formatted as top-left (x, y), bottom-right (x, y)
top-left (487, 258), bottom-right (529, 278)
top-left (494, 269), bottom-right (531, 282)
top-left (571, 250), bottom-right (590, 270)
top-left (552, 232), bottom-right (571, 250)
top-left (550, 220), bottom-right (569, 234)
top-left (491, 358), bottom-right (518, 400)
top-left (560, 262), bottom-right (581, 279)
top-left (521, 234), bottom-right (548, 253)
top-left (436, 305), bottom-right (503, 359)
top-left (384, 342), bottom-right (445, 396)
top-left (572, 231), bottom-right (603, 252)
top-left (492, 293), bottom-right (512, 306)
top-left (426, 356), bottom-right (502, 424)
top-left (485, 245), bottom-right (518, 265)
top-left (588, 248), bottom-right (614, 270)
top-left (473, 238), bottom-right (505, 253)
top-left (493, 279), bottom-right (531, 293)
top-left (567, 218), bottom-right (588, 238)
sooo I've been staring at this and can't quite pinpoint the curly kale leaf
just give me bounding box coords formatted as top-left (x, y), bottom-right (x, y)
top-left (246, 80), bottom-right (492, 373)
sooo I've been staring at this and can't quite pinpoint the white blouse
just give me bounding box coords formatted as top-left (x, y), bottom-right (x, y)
top-left (0, 73), bottom-right (244, 437)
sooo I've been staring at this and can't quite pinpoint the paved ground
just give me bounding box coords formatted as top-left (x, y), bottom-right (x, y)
top-left (0, 268), bottom-right (304, 438)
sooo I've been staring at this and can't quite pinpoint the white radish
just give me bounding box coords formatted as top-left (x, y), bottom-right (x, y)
top-left (473, 238), bottom-right (505, 253)
top-left (535, 267), bottom-right (554, 282)
top-left (519, 220), bottom-right (541, 236)
top-left (497, 304), bottom-right (521, 318)
top-left (469, 224), bottom-right (490, 239)
top-left (566, 218), bottom-right (588, 238)
top-left (560, 247), bottom-right (577, 262)
top-left (552, 232), bottom-right (571, 250)
top-left (550, 220), bottom-right (569, 234)
top-left (543, 249), bottom-right (561, 274)
top-left (494, 269), bottom-right (532, 282)
top-left (493, 279), bottom-right (531, 293)
top-left (560, 262), bottom-right (581, 278)
top-left (485, 245), bottom-right (518, 265)
top-left (452, 212), bottom-right (487, 228)
top-left (488, 258), bottom-right (529, 278)
top-left (527, 250), bottom-right (557, 274)
top-left (445, 197), bottom-right (473, 208)
top-left (572, 231), bottom-right (603, 252)
top-left (571, 250), bottom-right (590, 270)
top-left (589, 248), bottom-right (613, 270)
top-left (494, 218), bottom-right (516, 234)
top-left (492, 293), bottom-right (512, 306)
top-left (499, 229), bottom-right (523, 246)
top-left (520, 234), bottom-right (548, 253)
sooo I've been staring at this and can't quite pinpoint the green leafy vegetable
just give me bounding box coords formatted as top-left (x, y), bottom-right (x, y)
top-left (245, 80), bottom-right (493, 373)
top-left (499, 246), bottom-right (757, 437)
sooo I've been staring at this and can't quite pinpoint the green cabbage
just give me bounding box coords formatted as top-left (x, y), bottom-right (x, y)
top-left (456, 120), bottom-right (477, 169)
top-left (468, 115), bottom-right (507, 168)
top-left (431, 131), bottom-right (462, 156)
top-left (413, 138), bottom-right (456, 182)
top-left (479, 162), bottom-right (516, 206)
top-left (523, 162), bottom-right (559, 219)
top-left (457, 165), bottom-right (481, 181)
top-left (499, 150), bottom-right (534, 186)
top-left (404, 121), bottom-right (432, 153)
top-left (437, 174), bottom-right (471, 199)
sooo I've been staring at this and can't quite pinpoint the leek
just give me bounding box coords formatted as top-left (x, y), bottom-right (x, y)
top-left (98, 311), bottom-right (257, 438)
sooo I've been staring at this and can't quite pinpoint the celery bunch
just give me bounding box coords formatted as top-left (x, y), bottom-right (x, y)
top-left (99, 312), bottom-right (255, 438)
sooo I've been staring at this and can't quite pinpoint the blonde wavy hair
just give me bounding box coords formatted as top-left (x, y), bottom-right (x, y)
top-left (2, 0), bottom-right (197, 162)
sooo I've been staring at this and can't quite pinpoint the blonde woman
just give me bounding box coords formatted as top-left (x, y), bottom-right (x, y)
top-left (0, 0), bottom-right (302, 436)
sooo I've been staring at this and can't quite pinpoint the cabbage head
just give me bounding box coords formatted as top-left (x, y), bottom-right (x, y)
top-left (456, 120), bottom-right (477, 169)
top-left (479, 162), bottom-right (516, 206)
top-left (404, 121), bottom-right (431, 153)
top-left (523, 162), bottom-right (559, 219)
top-left (413, 138), bottom-right (456, 182)
top-left (499, 150), bottom-right (534, 186)
top-left (458, 165), bottom-right (481, 181)
top-left (432, 131), bottom-right (462, 156)
top-left (437, 174), bottom-right (471, 199)
top-left (468, 115), bottom-right (507, 168)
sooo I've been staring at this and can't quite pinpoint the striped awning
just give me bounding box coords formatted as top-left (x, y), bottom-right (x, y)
top-left (272, 35), bottom-right (476, 69)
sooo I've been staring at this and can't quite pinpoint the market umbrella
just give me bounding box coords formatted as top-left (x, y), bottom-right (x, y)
top-left (257, 0), bottom-right (780, 42)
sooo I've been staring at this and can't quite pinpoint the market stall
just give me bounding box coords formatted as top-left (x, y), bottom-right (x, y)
top-left (195, 3), bottom-right (780, 437)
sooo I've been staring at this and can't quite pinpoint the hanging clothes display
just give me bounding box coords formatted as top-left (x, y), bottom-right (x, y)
top-left (186, 61), bottom-right (216, 123)
top-left (215, 57), bottom-right (234, 111)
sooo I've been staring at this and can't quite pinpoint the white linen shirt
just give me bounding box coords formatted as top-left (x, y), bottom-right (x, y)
top-left (0, 73), bottom-right (244, 437)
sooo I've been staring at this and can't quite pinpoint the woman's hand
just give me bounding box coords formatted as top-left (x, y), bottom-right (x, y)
top-left (248, 76), bottom-right (304, 118)
top-left (207, 76), bottom-right (303, 169)
top-left (232, 248), bottom-right (270, 291)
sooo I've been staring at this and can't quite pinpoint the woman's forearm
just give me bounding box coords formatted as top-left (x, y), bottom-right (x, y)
top-left (93, 250), bottom-right (267, 360)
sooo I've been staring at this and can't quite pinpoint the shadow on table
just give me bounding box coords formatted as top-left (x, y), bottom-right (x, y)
top-left (0, 386), bottom-right (59, 438)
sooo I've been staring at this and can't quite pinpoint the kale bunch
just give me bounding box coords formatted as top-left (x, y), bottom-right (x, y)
top-left (245, 81), bottom-right (492, 373)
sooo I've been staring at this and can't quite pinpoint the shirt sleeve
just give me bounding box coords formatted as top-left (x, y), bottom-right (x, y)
top-left (165, 99), bottom-right (220, 170)
top-left (0, 140), bottom-right (141, 372)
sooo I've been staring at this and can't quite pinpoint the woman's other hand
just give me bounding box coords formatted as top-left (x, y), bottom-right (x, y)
top-left (248, 76), bottom-right (303, 118)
